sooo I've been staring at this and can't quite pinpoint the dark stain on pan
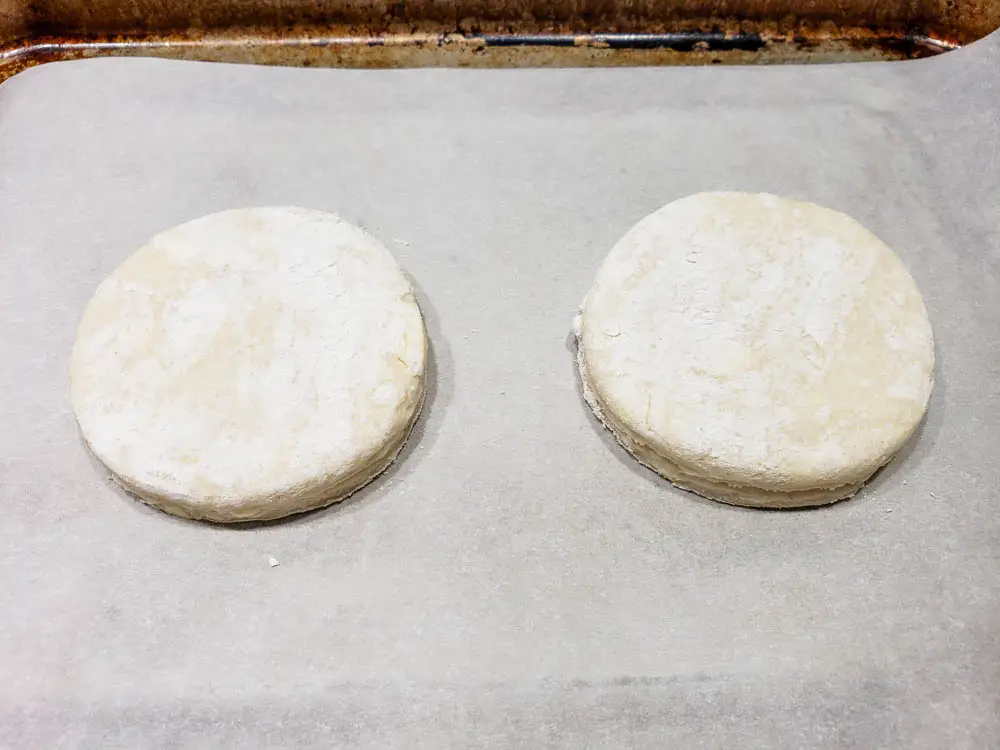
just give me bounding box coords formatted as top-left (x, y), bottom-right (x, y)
top-left (10, 0), bottom-right (998, 38)
top-left (0, 0), bottom-right (992, 83)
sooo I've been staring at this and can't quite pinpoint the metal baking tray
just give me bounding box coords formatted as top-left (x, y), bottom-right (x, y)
top-left (2, 0), bottom-right (998, 82)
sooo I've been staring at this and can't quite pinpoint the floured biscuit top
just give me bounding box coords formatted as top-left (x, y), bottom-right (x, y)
top-left (577, 192), bottom-right (934, 508)
top-left (71, 207), bottom-right (426, 522)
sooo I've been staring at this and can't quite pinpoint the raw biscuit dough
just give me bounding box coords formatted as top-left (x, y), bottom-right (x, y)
top-left (71, 207), bottom-right (427, 522)
top-left (575, 192), bottom-right (934, 508)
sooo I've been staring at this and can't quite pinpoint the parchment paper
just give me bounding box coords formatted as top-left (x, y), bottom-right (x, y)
top-left (1, 32), bottom-right (998, 748)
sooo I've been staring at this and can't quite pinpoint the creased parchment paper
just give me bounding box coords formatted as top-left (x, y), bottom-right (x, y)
top-left (1, 32), bottom-right (998, 747)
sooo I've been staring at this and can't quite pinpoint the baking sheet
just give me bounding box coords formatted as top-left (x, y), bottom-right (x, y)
top-left (1, 36), bottom-right (999, 747)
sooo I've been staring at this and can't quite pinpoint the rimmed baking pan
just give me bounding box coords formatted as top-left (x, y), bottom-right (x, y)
top-left (1, 0), bottom-right (998, 81)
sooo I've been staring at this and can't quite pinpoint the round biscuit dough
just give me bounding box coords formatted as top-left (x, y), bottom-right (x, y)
top-left (70, 207), bottom-right (427, 522)
top-left (575, 192), bottom-right (934, 508)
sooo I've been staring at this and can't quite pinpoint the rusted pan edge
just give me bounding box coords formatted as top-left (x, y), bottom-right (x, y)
top-left (0, 28), bottom-right (959, 82)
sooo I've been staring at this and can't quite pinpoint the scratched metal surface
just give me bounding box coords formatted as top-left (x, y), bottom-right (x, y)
top-left (0, 31), bottom-right (998, 747)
